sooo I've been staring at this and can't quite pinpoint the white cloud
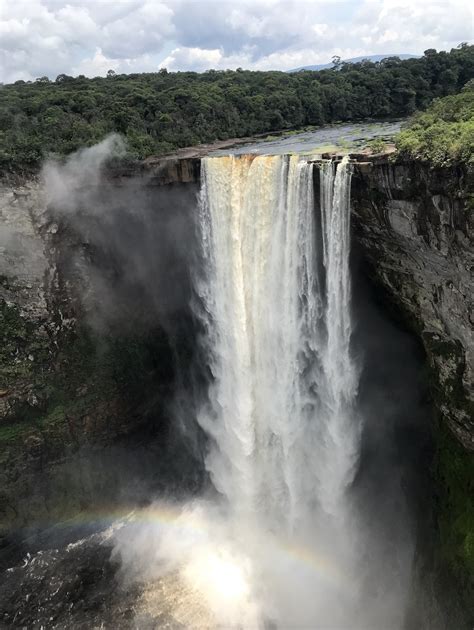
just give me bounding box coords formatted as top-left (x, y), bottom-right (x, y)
top-left (0, 0), bottom-right (472, 82)
top-left (101, 2), bottom-right (174, 58)
top-left (71, 48), bottom-right (161, 78)
top-left (161, 46), bottom-right (224, 72)
top-left (71, 48), bottom-right (118, 78)
top-left (0, 0), bottom-right (172, 82)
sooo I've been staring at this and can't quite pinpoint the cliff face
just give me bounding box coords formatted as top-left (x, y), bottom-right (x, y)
top-left (0, 178), bottom-right (50, 417)
top-left (0, 170), bottom-right (201, 537)
top-left (351, 161), bottom-right (473, 451)
top-left (1, 156), bottom-right (472, 544)
top-left (351, 161), bottom-right (474, 623)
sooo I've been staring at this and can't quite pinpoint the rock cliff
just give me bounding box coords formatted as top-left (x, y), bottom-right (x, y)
top-left (350, 159), bottom-right (473, 623)
top-left (0, 168), bottom-right (201, 537)
top-left (351, 160), bottom-right (473, 451)
top-left (0, 155), bottom-right (472, 555)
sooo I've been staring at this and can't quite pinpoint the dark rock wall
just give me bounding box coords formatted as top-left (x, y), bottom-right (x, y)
top-left (351, 160), bottom-right (474, 624)
top-left (351, 161), bottom-right (473, 450)
top-left (0, 172), bottom-right (202, 538)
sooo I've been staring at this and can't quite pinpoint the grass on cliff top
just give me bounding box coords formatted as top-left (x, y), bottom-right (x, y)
top-left (396, 84), bottom-right (474, 166)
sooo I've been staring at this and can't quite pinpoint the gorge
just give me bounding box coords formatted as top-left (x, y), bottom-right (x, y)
top-left (0, 136), bottom-right (472, 628)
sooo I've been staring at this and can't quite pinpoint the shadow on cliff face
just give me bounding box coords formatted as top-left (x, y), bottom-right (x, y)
top-left (349, 246), bottom-right (451, 628)
top-left (351, 247), bottom-right (433, 539)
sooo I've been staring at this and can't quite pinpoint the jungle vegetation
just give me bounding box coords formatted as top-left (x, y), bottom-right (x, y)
top-left (396, 80), bottom-right (474, 165)
top-left (0, 45), bottom-right (473, 169)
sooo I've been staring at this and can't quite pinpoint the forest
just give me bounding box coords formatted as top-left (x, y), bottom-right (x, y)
top-left (0, 44), bottom-right (473, 169)
top-left (396, 81), bottom-right (474, 165)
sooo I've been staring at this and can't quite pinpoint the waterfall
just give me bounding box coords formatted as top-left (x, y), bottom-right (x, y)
top-left (195, 154), bottom-right (360, 530)
top-left (114, 152), bottom-right (415, 630)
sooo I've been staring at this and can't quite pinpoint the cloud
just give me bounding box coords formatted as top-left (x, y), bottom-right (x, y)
top-left (0, 0), bottom-right (472, 82)
top-left (0, 0), bottom-right (173, 82)
top-left (160, 46), bottom-right (255, 72)
top-left (100, 2), bottom-right (174, 59)
top-left (71, 48), bottom-right (160, 77)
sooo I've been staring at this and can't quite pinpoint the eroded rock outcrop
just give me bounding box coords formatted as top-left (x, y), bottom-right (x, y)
top-left (351, 161), bottom-right (473, 450)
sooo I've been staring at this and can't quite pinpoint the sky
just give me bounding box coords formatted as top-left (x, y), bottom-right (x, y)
top-left (0, 0), bottom-right (472, 83)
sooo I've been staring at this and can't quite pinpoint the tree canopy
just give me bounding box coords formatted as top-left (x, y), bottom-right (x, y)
top-left (396, 82), bottom-right (474, 165)
top-left (0, 44), bottom-right (473, 170)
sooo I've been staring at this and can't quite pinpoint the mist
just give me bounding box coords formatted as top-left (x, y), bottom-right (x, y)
top-left (37, 135), bottom-right (205, 518)
top-left (109, 155), bottom-right (431, 629)
top-left (41, 134), bottom-right (198, 335)
top-left (36, 140), bottom-right (433, 628)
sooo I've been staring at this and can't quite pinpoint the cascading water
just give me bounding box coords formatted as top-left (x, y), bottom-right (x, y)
top-left (112, 152), bottom-right (418, 629)
top-left (190, 154), bottom-right (362, 626)
top-left (196, 155), bottom-right (359, 522)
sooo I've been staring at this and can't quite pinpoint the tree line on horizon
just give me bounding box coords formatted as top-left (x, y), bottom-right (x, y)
top-left (0, 44), bottom-right (473, 169)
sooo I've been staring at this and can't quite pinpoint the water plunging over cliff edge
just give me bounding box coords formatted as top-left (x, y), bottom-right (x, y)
top-left (113, 154), bottom-right (416, 629)
top-left (196, 155), bottom-right (359, 524)
top-left (176, 154), bottom-right (362, 626)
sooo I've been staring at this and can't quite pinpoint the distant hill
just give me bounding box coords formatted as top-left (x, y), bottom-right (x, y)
top-left (290, 54), bottom-right (419, 72)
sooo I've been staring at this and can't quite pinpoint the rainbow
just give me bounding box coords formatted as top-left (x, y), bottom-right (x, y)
top-left (15, 501), bottom-right (355, 599)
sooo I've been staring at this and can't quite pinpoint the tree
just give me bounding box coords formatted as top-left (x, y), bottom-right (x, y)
top-left (55, 74), bottom-right (73, 83)
top-left (331, 55), bottom-right (342, 70)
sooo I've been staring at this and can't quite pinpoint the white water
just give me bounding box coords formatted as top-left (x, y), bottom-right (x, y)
top-left (196, 155), bottom-right (359, 526)
top-left (114, 153), bottom-right (415, 628)
top-left (185, 154), bottom-right (362, 625)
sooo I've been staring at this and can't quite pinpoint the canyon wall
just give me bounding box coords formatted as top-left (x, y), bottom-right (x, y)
top-left (351, 160), bottom-right (473, 450)
top-left (350, 159), bottom-right (473, 622)
top-left (0, 156), bottom-right (472, 598)
top-left (0, 163), bottom-right (201, 539)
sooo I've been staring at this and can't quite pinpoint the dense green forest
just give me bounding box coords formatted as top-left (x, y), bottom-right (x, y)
top-left (0, 44), bottom-right (473, 169)
top-left (396, 82), bottom-right (474, 165)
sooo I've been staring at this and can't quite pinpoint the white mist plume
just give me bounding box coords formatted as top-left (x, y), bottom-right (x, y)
top-left (42, 133), bottom-right (126, 212)
top-left (39, 133), bottom-right (197, 336)
top-left (114, 502), bottom-right (262, 628)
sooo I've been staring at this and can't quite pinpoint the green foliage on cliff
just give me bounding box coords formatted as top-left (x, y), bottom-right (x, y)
top-left (396, 85), bottom-right (474, 165)
top-left (435, 422), bottom-right (474, 617)
top-left (366, 137), bottom-right (387, 154)
top-left (0, 318), bottom-right (174, 453)
top-left (0, 45), bottom-right (473, 169)
top-left (0, 299), bottom-right (51, 386)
